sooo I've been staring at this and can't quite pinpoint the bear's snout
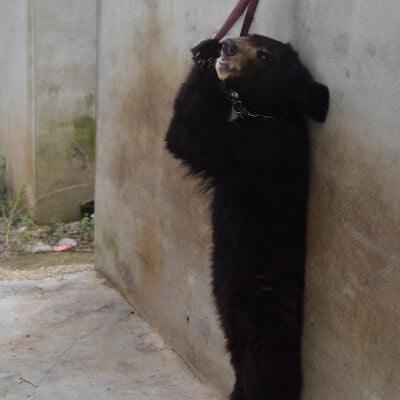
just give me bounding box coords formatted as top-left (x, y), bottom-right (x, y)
top-left (222, 39), bottom-right (238, 56)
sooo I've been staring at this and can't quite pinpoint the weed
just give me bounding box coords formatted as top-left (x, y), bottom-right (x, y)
top-left (80, 214), bottom-right (94, 243)
top-left (0, 155), bottom-right (6, 204)
top-left (18, 230), bottom-right (34, 245)
top-left (47, 218), bottom-right (64, 245)
top-left (0, 187), bottom-right (95, 255)
top-left (0, 187), bottom-right (34, 249)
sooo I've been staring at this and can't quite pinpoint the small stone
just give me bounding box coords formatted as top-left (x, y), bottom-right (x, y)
top-left (58, 238), bottom-right (77, 247)
top-left (31, 228), bottom-right (46, 238)
top-left (67, 221), bottom-right (81, 233)
top-left (24, 242), bottom-right (52, 253)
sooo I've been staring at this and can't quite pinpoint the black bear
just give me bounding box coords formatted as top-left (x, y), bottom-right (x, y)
top-left (165, 35), bottom-right (329, 400)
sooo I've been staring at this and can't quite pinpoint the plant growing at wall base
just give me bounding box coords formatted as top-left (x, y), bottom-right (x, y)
top-left (80, 214), bottom-right (94, 244)
top-left (0, 186), bottom-right (34, 249)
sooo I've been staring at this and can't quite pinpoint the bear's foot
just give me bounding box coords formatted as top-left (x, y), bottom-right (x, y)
top-left (230, 380), bottom-right (246, 400)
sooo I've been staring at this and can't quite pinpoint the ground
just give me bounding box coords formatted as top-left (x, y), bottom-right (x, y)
top-left (0, 254), bottom-right (219, 400)
top-left (0, 213), bottom-right (95, 256)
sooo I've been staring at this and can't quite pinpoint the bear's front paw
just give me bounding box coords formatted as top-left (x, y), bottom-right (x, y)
top-left (191, 39), bottom-right (221, 68)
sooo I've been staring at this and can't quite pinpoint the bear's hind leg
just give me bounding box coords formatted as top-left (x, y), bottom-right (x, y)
top-left (230, 379), bottom-right (246, 400)
top-left (226, 339), bottom-right (246, 400)
top-left (241, 331), bottom-right (302, 400)
top-left (223, 321), bottom-right (247, 400)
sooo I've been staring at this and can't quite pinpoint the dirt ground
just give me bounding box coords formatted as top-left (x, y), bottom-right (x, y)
top-left (0, 252), bottom-right (94, 280)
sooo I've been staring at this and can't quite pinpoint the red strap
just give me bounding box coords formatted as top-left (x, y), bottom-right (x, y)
top-left (240, 0), bottom-right (259, 36)
top-left (214, 0), bottom-right (259, 41)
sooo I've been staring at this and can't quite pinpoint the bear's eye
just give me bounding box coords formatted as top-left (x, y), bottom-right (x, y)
top-left (258, 51), bottom-right (270, 61)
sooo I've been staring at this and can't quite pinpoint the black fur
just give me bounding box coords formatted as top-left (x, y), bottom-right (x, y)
top-left (165, 35), bottom-right (329, 400)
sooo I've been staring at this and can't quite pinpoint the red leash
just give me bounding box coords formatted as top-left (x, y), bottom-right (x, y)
top-left (214, 0), bottom-right (260, 41)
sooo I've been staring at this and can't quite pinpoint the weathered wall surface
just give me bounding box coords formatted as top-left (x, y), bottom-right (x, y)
top-left (95, 0), bottom-right (400, 398)
top-left (295, 1), bottom-right (400, 399)
top-left (95, 0), bottom-right (298, 393)
top-left (33, 0), bottom-right (97, 222)
top-left (0, 1), bottom-right (34, 203)
top-left (0, 0), bottom-right (96, 222)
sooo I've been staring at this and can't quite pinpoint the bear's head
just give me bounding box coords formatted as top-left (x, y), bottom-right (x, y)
top-left (216, 35), bottom-right (329, 122)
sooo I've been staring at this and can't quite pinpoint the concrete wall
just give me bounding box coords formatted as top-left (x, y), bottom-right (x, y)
top-left (0, 0), bottom-right (96, 222)
top-left (95, 0), bottom-right (400, 398)
top-left (295, 2), bottom-right (400, 399)
top-left (33, 0), bottom-right (97, 222)
top-left (0, 1), bottom-right (35, 203)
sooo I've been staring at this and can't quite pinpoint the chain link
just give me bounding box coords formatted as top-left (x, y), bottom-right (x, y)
top-left (222, 86), bottom-right (278, 120)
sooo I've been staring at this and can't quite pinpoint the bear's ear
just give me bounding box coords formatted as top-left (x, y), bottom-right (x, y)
top-left (294, 80), bottom-right (329, 123)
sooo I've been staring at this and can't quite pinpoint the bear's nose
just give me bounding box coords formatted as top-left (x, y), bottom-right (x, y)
top-left (222, 39), bottom-right (238, 56)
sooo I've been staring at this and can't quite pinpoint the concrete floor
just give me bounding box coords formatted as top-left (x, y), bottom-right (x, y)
top-left (0, 265), bottom-right (219, 400)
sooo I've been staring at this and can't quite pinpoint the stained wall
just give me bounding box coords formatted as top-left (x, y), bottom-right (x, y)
top-left (95, 1), bottom-right (400, 398)
top-left (0, 0), bottom-right (97, 222)
top-left (295, 2), bottom-right (400, 399)
top-left (0, 1), bottom-right (34, 203)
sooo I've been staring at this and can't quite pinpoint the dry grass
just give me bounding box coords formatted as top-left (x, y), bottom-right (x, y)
top-left (0, 188), bottom-right (94, 257)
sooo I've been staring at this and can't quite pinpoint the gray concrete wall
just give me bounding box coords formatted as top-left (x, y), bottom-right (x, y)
top-left (0, 0), bottom-right (96, 222)
top-left (0, 1), bottom-right (35, 203)
top-left (33, 0), bottom-right (97, 222)
top-left (95, 0), bottom-right (400, 398)
top-left (295, 2), bottom-right (400, 399)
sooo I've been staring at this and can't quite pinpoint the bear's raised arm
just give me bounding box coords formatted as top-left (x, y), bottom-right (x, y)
top-left (165, 39), bottom-right (241, 178)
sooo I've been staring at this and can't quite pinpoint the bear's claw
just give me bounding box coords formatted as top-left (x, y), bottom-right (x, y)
top-left (191, 39), bottom-right (221, 68)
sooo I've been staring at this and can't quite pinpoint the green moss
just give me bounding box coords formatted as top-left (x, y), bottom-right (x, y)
top-left (36, 119), bottom-right (74, 177)
top-left (103, 229), bottom-right (119, 262)
top-left (73, 116), bottom-right (96, 164)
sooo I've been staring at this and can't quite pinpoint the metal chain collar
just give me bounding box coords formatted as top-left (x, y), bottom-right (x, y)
top-left (221, 85), bottom-right (278, 120)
